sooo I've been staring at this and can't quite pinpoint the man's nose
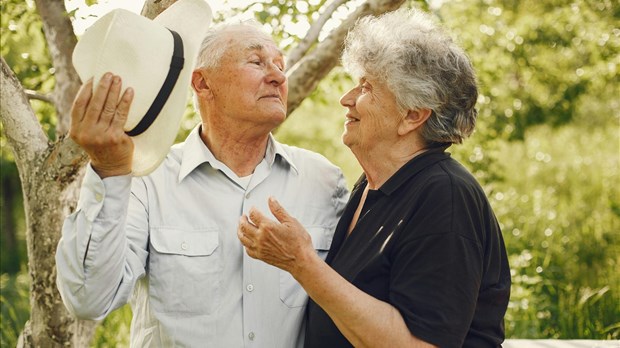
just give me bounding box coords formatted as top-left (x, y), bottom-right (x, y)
top-left (266, 64), bottom-right (286, 86)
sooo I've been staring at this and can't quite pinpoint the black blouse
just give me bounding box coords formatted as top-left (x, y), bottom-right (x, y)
top-left (305, 146), bottom-right (511, 348)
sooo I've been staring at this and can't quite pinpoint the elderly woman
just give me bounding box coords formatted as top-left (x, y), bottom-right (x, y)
top-left (238, 9), bottom-right (510, 348)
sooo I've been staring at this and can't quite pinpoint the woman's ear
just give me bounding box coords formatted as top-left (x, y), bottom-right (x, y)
top-left (191, 69), bottom-right (212, 99)
top-left (398, 108), bottom-right (432, 136)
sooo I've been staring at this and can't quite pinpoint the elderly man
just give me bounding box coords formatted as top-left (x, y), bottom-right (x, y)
top-left (56, 19), bottom-right (348, 348)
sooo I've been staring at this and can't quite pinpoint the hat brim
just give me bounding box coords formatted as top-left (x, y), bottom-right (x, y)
top-left (72, 0), bottom-right (212, 176)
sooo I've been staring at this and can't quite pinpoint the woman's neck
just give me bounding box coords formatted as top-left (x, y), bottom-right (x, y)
top-left (356, 145), bottom-right (428, 190)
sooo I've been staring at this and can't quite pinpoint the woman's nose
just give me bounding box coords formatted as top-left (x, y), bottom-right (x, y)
top-left (340, 87), bottom-right (358, 107)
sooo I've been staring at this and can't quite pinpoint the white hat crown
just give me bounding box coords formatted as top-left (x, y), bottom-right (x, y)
top-left (72, 0), bottom-right (213, 176)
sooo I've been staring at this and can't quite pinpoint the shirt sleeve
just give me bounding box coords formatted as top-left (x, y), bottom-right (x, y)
top-left (388, 174), bottom-right (484, 348)
top-left (332, 171), bottom-right (350, 222)
top-left (55, 164), bottom-right (149, 320)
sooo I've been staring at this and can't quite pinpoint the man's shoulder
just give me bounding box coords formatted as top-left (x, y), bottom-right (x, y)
top-left (161, 142), bottom-right (186, 169)
top-left (168, 141), bottom-right (185, 162)
top-left (139, 141), bottom-right (187, 180)
top-left (277, 142), bottom-right (339, 171)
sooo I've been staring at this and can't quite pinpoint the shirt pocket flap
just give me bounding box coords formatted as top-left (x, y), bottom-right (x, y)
top-left (150, 228), bottom-right (219, 256)
top-left (306, 227), bottom-right (333, 251)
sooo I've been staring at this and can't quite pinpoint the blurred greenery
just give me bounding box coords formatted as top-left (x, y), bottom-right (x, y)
top-left (1, 0), bottom-right (619, 346)
top-left (438, 0), bottom-right (620, 140)
top-left (490, 125), bottom-right (619, 338)
top-left (91, 305), bottom-right (132, 347)
top-left (0, 272), bottom-right (30, 347)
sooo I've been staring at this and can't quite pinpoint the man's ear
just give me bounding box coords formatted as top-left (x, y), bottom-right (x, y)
top-left (398, 108), bottom-right (432, 136)
top-left (191, 69), bottom-right (212, 99)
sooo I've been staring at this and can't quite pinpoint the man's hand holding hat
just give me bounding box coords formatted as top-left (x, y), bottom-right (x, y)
top-left (71, 0), bottom-right (212, 176)
top-left (70, 73), bottom-right (134, 178)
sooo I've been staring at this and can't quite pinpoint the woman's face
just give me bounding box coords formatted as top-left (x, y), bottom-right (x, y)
top-left (340, 77), bottom-right (404, 155)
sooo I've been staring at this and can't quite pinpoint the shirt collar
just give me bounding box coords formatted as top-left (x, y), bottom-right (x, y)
top-left (373, 144), bottom-right (452, 196)
top-left (265, 134), bottom-right (298, 174)
top-left (178, 125), bottom-right (298, 182)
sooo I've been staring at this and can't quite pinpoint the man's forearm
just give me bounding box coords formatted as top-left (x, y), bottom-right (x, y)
top-left (55, 168), bottom-right (145, 319)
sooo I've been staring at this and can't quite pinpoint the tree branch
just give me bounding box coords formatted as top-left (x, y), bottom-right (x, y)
top-left (25, 90), bottom-right (54, 104)
top-left (286, 0), bottom-right (406, 116)
top-left (0, 57), bottom-right (49, 173)
top-left (141, 0), bottom-right (179, 19)
top-left (44, 137), bottom-right (89, 188)
top-left (286, 0), bottom-right (349, 69)
top-left (34, 0), bottom-right (81, 136)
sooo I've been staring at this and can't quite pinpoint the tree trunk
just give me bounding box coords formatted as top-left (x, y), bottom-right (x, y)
top-left (17, 164), bottom-right (94, 348)
top-left (2, 55), bottom-right (94, 347)
top-left (33, 0), bottom-right (81, 136)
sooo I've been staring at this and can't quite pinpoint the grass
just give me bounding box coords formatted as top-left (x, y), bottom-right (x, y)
top-left (487, 124), bottom-right (620, 338)
top-left (91, 305), bottom-right (132, 347)
top-left (0, 272), bottom-right (30, 347)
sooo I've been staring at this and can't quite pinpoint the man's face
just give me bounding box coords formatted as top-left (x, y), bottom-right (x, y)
top-left (204, 29), bottom-right (288, 128)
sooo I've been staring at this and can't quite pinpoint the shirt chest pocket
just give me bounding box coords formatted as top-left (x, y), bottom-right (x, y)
top-left (279, 226), bottom-right (333, 308)
top-left (149, 228), bottom-right (222, 315)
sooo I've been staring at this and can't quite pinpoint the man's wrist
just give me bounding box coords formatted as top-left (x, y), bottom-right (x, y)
top-left (92, 163), bottom-right (132, 178)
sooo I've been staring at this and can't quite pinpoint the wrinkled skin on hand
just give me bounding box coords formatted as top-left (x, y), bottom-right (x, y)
top-left (69, 72), bottom-right (135, 178)
top-left (238, 197), bottom-right (315, 275)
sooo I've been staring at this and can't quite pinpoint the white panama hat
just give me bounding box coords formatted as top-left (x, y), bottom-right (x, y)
top-left (72, 0), bottom-right (212, 176)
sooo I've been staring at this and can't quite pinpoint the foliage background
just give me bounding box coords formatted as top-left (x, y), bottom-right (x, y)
top-left (1, 0), bottom-right (619, 346)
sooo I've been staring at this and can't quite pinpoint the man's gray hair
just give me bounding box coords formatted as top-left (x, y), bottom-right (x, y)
top-left (342, 9), bottom-right (478, 144)
top-left (195, 20), bottom-right (265, 70)
top-left (192, 20), bottom-right (266, 113)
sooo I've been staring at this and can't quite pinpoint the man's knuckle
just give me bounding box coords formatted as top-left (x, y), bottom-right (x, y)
top-left (73, 98), bottom-right (87, 109)
top-left (91, 135), bottom-right (105, 147)
top-left (69, 129), bottom-right (79, 140)
top-left (103, 105), bottom-right (116, 115)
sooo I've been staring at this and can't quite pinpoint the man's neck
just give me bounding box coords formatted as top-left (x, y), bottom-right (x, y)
top-left (199, 124), bottom-right (270, 177)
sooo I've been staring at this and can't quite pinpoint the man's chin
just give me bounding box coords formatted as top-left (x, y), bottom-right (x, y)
top-left (269, 108), bottom-right (287, 122)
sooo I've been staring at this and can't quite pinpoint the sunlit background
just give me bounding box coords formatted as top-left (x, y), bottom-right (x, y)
top-left (1, 0), bottom-right (618, 346)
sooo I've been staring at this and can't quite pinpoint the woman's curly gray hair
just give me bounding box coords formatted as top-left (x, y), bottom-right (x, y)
top-left (342, 9), bottom-right (478, 144)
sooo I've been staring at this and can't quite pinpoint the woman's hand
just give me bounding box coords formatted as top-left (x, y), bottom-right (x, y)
top-left (239, 199), bottom-right (435, 347)
top-left (238, 196), bottom-right (316, 275)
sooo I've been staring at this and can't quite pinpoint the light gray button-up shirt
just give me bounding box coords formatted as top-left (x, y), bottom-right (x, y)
top-left (56, 126), bottom-right (349, 347)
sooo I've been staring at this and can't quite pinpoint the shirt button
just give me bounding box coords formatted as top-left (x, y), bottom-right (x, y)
top-left (181, 242), bottom-right (188, 250)
top-left (94, 192), bottom-right (103, 202)
top-left (245, 193), bottom-right (250, 199)
top-left (246, 284), bottom-right (254, 292)
top-left (248, 332), bottom-right (255, 340)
